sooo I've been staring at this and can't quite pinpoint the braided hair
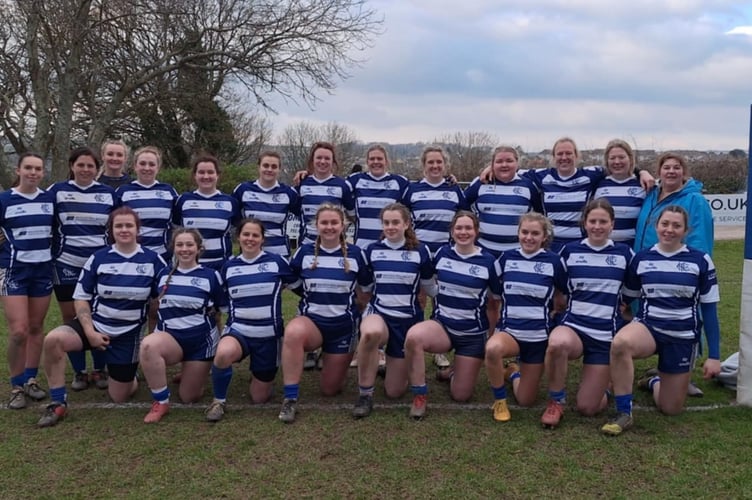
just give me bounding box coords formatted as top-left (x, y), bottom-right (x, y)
top-left (157, 227), bottom-right (204, 301)
top-left (309, 202), bottom-right (350, 273)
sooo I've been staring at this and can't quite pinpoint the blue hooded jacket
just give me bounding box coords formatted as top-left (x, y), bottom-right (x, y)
top-left (633, 177), bottom-right (714, 256)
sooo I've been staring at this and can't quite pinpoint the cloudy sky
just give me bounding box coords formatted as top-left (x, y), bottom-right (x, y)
top-left (267, 1), bottom-right (752, 152)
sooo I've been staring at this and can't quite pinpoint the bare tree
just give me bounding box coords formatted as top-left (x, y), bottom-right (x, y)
top-left (0, 0), bottom-right (382, 179)
top-left (277, 121), bottom-right (362, 181)
top-left (433, 131), bottom-right (498, 182)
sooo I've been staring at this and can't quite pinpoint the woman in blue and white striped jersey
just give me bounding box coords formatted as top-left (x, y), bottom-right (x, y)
top-left (278, 203), bottom-right (372, 424)
top-left (172, 154), bottom-right (240, 271)
top-left (1, 153), bottom-right (55, 409)
top-left (540, 198), bottom-right (634, 429)
top-left (48, 146), bottom-right (119, 391)
top-left (38, 207), bottom-right (166, 428)
top-left (404, 211), bottom-right (502, 420)
top-left (602, 205), bottom-right (721, 436)
top-left (139, 228), bottom-right (226, 424)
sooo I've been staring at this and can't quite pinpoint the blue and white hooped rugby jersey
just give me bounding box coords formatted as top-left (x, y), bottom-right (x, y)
top-left (347, 172), bottom-right (409, 249)
top-left (289, 243), bottom-right (372, 330)
top-left (402, 179), bottom-right (468, 254)
top-left (363, 239), bottom-right (434, 320)
top-left (222, 252), bottom-right (296, 339)
top-left (0, 188), bottom-right (54, 267)
top-left (494, 248), bottom-right (568, 342)
top-left (156, 265), bottom-right (226, 348)
top-left (74, 245), bottom-right (166, 337)
top-left (48, 180), bottom-right (119, 269)
top-left (296, 175), bottom-right (355, 245)
top-left (559, 239), bottom-right (635, 342)
top-left (172, 190), bottom-right (240, 269)
top-left (522, 166), bottom-right (604, 248)
top-left (624, 245), bottom-right (720, 341)
top-left (431, 245), bottom-right (502, 336)
top-left (232, 181), bottom-right (298, 257)
top-left (464, 174), bottom-right (541, 257)
top-left (593, 176), bottom-right (646, 247)
top-left (117, 181), bottom-right (178, 258)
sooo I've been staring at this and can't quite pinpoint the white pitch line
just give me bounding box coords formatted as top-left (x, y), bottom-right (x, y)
top-left (2, 400), bottom-right (737, 412)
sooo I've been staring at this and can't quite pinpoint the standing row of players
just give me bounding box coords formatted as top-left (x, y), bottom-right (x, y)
top-left (0, 138), bottom-right (716, 429)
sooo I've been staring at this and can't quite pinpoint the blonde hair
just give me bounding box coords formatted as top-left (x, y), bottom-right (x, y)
top-left (133, 146), bottom-right (163, 170)
top-left (420, 145), bottom-right (449, 167)
top-left (310, 203), bottom-right (350, 272)
top-left (552, 137), bottom-right (579, 158)
top-left (518, 212), bottom-right (554, 250)
top-left (492, 145), bottom-right (519, 162)
top-left (97, 139), bottom-right (130, 179)
top-left (603, 139), bottom-right (635, 174)
top-left (366, 144), bottom-right (390, 164)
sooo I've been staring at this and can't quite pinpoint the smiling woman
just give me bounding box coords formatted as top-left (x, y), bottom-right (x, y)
top-left (38, 207), bottom-right (167, 427)
top-left (0, 153), bottom-right (55, 410)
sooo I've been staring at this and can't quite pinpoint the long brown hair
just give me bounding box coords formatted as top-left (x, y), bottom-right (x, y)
top-left (306, 142), bottom-right (339, 175)
top-left (10, 152), bottom-right (44, 188)
top-left (380, 202), bottom-right (419, 250)
top-left (157, 228), bottom-right (204, 301)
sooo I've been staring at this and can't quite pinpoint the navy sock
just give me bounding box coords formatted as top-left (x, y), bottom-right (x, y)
top-left (410, 384), bottom-right (428, 396)
top-left (549, 389), bottom-right (567, 404)
top-left (10, 374), bottom-right (25, 388)
top-left (50, 386), bottom-right (67, 405)
top-left (92, 349), bottom-right (107, 371)
top-left (283, 384), bottom-right (299, 400)
top-left (23, 367), bottom-right (39, 383)
top-left (150, 386), bottom-right (170, 403)
top-left (491, 384), bottom-right (507, 400)
top-left (68, 351), bottom-right (87, 374)
top-left (211, 365), bottom-right (233, 401)
top-left (615, 394), bottom-right (633, 415)
top-left (359, 385), bottom-right (375, 397)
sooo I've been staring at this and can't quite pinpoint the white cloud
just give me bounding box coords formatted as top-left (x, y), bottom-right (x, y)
top-left (726, 25), bottom-right (752, 35)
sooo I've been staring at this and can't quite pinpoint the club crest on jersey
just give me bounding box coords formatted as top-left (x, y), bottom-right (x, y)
top-left (191, 278), bottom-right (202, 287)
top-left (214, 202), bottom-right (227, 209)
top-left (136, 264), bottom-right (148, 274)
top-left (442, 192), bottom-right (452, 200)
top-left (628, 187), bottom-right (643, 196)
top-left (533, 262), bottom-right (546, 274)
top-left (156, 190), bottom-right (166, 199)
top-left (513, 187), bottom-right (523, 196)
top-left (94, 194), bottom-right (107, 203)
top-left (676, 262), bottom-right (691, 272)
top-left (327, 187), bottom-right (337, 196)
top-left (42, 204), bottom-right (52, 214)
top-left (606, 255), bottom-right (618, 266)
top-left (468, 265), bottom-right (481, 276)
top-left (272, 194), bottom-right (281, 203)
top-left (401, 251), bottom-right (412, 261)
top-left (258, 263), bottom-right (269, 273)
